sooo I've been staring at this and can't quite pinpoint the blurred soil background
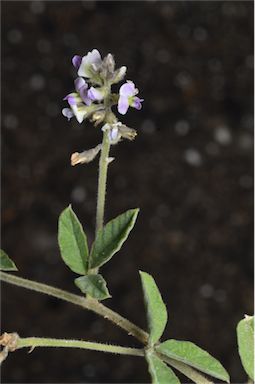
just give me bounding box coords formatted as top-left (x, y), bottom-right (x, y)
top-left (1, 1), bottom-right (253, 383)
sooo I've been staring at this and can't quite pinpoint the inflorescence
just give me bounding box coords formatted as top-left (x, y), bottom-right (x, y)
top-left (62, 49), bottom-right (143, 151)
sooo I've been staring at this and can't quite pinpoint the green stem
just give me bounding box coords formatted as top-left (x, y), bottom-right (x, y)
top-left (0, 271), bottom-right (148, 345)
top-left (95, 130), bottom-right (111, 234)
top-left (159, 354), bottom-right (214, 384)
top-left (16, 337), bottom-right (144, 357)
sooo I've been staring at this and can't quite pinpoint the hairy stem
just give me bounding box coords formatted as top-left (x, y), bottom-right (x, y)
top-left (16, 336), bottom-right (144, 357)
top-left (159, 354), bottom-right (214, 384)
top-left (0, 272), bottom-right (148, 344)
top-left (95, 130), bottom-right (111, 234)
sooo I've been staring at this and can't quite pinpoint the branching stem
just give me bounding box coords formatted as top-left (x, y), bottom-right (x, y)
top-left (0, 271), bottom-right (148, 344)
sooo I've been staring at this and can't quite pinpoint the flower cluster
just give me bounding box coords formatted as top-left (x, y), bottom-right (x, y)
top-left (62, 49), bottom-right (143, 125)
top-left (63, 49), bottom-right (143, 166)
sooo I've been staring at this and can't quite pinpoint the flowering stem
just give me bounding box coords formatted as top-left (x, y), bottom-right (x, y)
top-left (95, 130), bottom-right (111, 234)
top-left (16, 336), bottom-right (144, 357)
top-left (0, 271), bottom-right (148, 344)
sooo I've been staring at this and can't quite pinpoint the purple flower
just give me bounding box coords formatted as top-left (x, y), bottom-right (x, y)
top-left (63, 92), bottom-right (81, 106)
top-left (62, 95), bottom-right (87, 123)
top-left (63, 75), bottom-right (105, 123)
top-left (63, 77), bottom-right (91, 107)
top-left (62, 108), bottom-right (74, 121)
top-left (72, 55), bottom-right (82, 69)
top-left (102, 123), bottom-right (121, 144)
top-left (87, 87), bottom-right (104, 102)
top-left (74, 77), bottom-right (91, 105)
top-left (117, 81), bottom-right (143, 115)
top-left (63, 92), bottom-right (89, 123)
top-left (108, 126), bottom-right (120, 142)
top-left (77, 49), bottom-right (102, 78)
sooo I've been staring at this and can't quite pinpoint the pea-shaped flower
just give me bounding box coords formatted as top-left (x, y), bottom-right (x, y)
top-left (73, 49), bottom-right (102, 80)
top-left (117, 81), bottom-right (143, 115)
top-left (62, 77), bottom-right (99, 123)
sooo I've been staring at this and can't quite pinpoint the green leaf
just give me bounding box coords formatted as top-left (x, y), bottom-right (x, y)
top-left (237, 315), bottom-right (254, 380)
top-left (0, 250), bottom-right (17, 271)
top-left (139, 271), bottom-right (168, 346)
top-left (74, 274), bottom-right (111, 300)
top-left (58, 205), bottom-right (89, 275)
top-left (90, 209), bottom-right (139, 269)
top-left (146, 351), bottom-right (181, 384)
top-left (156, 339), bottom-right (230, 383)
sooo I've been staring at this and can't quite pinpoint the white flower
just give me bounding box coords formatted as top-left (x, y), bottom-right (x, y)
top-left (78, 49), bottom-right (102, 78)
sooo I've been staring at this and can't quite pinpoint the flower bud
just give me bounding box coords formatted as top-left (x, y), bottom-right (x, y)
top-left (104, 53), bottom-right (115, 73)
top-left (111, 66), bottom-right (127, 84)
top-left (99, 53), bottom-right (116, 81)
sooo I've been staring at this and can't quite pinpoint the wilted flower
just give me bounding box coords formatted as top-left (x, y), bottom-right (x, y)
top-left (117, 81), bottom-right (143, 115)
top-left (0, 332), bottom-right (19, 363)
top-left (71, 144), bottom-right (102, 166)
top-left (118, 124), bottom-right (137, 140)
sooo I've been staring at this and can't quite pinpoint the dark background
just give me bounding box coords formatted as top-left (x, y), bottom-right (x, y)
top-left (1, 1), bottom-right (253, 383)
